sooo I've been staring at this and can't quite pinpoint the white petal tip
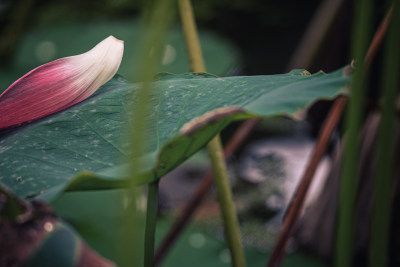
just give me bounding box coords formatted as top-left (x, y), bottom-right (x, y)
top-left (0, 35), bottom-right (125, 129)
top-left (107, 35), bottom-right (124, 44)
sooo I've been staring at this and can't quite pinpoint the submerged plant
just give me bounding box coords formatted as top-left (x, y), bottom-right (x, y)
top-left (0, 36), bottom-right (124, 129)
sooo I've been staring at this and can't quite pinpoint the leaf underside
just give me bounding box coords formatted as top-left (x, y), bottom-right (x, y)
top-left (0, 68), bottom-right (350, 200)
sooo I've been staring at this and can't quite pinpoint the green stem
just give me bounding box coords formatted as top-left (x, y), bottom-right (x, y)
top-left (121, 0), bottom-right (175, 266)
top-left (178, 1), bottom-right (247, 266)
top-left (144, 181), bottom-right (160, 267)
top-left (335, 0), bottom-right (372, 266)
top-left (207, 136), bottom-right (247, 267)
top-left (178, 0), bottom-right (206, 72)
top-left (369, 2), bottom-right (400, 267)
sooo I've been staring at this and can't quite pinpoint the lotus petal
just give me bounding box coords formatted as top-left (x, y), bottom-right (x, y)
top-left (0, 36), bottom-right (124, 129)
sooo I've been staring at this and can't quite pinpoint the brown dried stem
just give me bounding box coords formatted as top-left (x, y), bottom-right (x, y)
top-left (364, 6), bottom-right (392, 69)
top-left (266, 5), bottom-right (392, 267)
top-left (266, 96), bottom-right (347, 267)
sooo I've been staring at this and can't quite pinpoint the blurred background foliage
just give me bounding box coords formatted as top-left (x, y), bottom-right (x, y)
top-left (0, 1), bottom-right (349, 265)
top-left (0, 0), bottom-right (394, 266)
top-left (0, 0), bottom-right (356, 89)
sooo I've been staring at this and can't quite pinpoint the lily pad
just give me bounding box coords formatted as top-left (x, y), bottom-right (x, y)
top-left (0, 68), bottom-right (350, 200)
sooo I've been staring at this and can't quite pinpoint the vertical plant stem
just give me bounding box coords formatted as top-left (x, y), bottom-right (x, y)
top-left (121, 0), bottom-right (175, 266)
top-left (178, 0), bottom-right (247, 266)
top-left (144, 181), bottom-right (160, 267)
top-left (336, 0), bottom-right (372, 266)
top-left (267, 4), bottom-right (391, 265)
top-left (207, 136), bottom-right (248, 267)
top-left (155, 118), bottom-right (259, 266)
top-left (178, 0), bottom-right (206, 72)
top-left (369, 2), bottom-right (400, 267)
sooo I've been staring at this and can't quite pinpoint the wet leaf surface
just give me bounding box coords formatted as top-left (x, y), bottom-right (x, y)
top-left (0, 68), bottom-right (350, 200)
